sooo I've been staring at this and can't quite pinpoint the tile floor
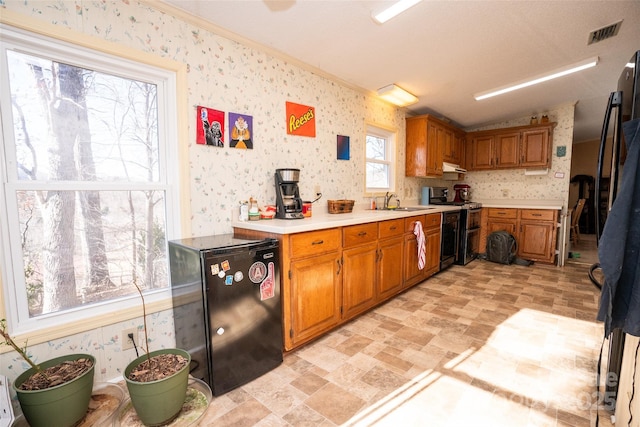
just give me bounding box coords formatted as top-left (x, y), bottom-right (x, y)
top-left (198, 258), bottom-right (613, 426)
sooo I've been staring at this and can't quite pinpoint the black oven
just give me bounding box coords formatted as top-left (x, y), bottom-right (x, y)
top-left (457, 207), bottom-right (482, 265)
top-left (441, 211), bottom-right (460, 270)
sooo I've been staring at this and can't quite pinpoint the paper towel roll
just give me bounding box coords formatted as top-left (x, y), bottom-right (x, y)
top-left (420, 187), bottom-right (431, 205)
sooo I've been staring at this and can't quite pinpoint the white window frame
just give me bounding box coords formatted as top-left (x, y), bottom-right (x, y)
top-left (365, 123), bottom-right (397, 193)
top-left (0, 23), bottom-right (183, 336)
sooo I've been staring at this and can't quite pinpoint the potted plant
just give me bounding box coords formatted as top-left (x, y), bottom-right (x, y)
top-left (0, 319), bottom-right (95, 427)
top-left (124, 284), bottom-right (190, 426)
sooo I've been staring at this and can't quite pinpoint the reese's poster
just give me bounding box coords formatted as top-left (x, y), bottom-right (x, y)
top-left (286, 101), bottom-right (316, 137)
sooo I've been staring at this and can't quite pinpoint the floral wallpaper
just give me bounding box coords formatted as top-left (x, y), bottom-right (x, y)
top-left (0, 0), bottom-right (576, 388)
top-left (0, 0), bottom-right (414, 385)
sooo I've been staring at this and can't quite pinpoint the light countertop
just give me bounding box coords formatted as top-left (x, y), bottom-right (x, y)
top-left (232, 205), bottom-right (460, 235)
top-left (476, 199), bottom-right (564, 210)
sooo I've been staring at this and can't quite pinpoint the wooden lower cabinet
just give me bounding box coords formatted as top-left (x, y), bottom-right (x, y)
top-left (235, 213), bottom-right (442, 351)
top-left (424, 224), bottom-right (441, 277)
top-left (377, 235), bottom-right (404, 300)
top-left (483, 207), bottom-right (558, 264)
top-left (403, 213), bottom-right (441, 288)
top-left (342, 241), bottom-right (378, 320)
top-left (290, 252), bottom-right (342, 347)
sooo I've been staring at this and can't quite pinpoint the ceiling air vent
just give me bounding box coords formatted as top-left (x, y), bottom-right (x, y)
top-left (588, 20), bottom-right (622, 45)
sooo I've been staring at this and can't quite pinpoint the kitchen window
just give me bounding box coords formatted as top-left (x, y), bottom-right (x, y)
top-left (365, 124), bottom-right (396, 192)
top-left (0, 25), bottom-right (182, 334)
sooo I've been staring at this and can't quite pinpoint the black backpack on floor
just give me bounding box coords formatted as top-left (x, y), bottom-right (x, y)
top-left (483, 231), bottom-right (533, 266)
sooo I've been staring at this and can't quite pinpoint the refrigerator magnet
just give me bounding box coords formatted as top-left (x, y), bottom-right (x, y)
top-left (249, 262), bottom-right (267, 283)
top-left (225, 275), bottom-right (234, 286)
top-left (234, 271), bottom-right (244, 282)
top-left (221, 260), bottom-right (231, 271)
top-left (260, 262), bottom-right (276, 301)
top-left (210, 264), bottom-right (220, 275)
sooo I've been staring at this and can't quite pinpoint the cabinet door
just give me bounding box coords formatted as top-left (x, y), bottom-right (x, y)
top-left (342, 242), bottom-right (377, 320)
top-left (424, 226), bottom-right (441, 278)
top-left (428, 122), bottom-right (443, 176)
top-left (520, 128), bottom-right (551, 168)
top-left (486, 219), bottom-right (518, 236)
top-left (453, 131), bottom-right (466, 166)
top-left (290, 252), bottom-right (341, 346)
top-left (518, 221), bottom-right (556, 263)
top-left (377, 236), bottom-right (404, 300)
top-left (403, 233), bottom-right (422, 288)
top-left (468, 135), bottom-right (494, 170)
top-left (495, 132), bottom-right (520, 168)
top-left (405, 117), bottom-right (427, 177)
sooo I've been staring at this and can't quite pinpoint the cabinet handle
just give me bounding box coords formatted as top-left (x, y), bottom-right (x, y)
top-left (311, 240), bottom-right (324, 245)
top-left (357, 231), bottom-right (367, 237)
top-left (532, 213), bottom-right (542, 217)
top-left (379, 249), bottom-right (383, 262)
top-left (390, 226), bottom-right (397, 230)
top-left (336, 258), bottom-right (342, 275)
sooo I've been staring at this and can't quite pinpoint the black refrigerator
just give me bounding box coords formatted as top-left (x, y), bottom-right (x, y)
top-left (594, 50), bottom-right (640, 409)
top-left (169, 235), bottom-right (283, 396)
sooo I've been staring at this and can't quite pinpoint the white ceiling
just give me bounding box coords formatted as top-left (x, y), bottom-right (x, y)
top-left (162, 0), bottom-right (640, 143)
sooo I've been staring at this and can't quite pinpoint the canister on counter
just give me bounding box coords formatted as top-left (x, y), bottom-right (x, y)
top-left (302, 201), bottom-right (312, 217)
top-left (239, 201), bottom-right (249, 221)
top-left (248, 197), bottom-right (260, 221)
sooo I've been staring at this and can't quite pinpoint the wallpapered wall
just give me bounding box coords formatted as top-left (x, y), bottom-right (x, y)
top-left (0, 0), bottom-right (441, 384)
top-left (0, 0), bottom-right (574, 384)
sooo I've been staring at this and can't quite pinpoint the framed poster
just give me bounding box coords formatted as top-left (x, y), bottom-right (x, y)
top-left (229, 113), bottom-right (253, 149)
top-left (337, 135), bottom-right (350, 160)
top-left (196, 105), bottom-right (224, 147)
top-left (286, 101), bottom-right (315, 137)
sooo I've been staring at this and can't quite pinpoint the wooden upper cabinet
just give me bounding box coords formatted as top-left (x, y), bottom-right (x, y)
top-left (406, 117), bottom-right (428, 177)
top-left (406, 115), bottom-right (464, 177)
top-left (467, 134), bottom-right (494, 170)
top-left (520, 127), bottom-right (551, 168)
top-left (466, 123), bottom-right (555, 171)
top-left (495, 132), bottom-right (520, 168)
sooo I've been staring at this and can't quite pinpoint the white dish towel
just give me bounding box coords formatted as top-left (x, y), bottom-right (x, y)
top-left (413, 220), bottom-right (426, 270)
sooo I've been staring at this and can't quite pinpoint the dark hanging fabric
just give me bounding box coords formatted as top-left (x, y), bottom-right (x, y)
top-left (597, 118), bottom-right (640, 337)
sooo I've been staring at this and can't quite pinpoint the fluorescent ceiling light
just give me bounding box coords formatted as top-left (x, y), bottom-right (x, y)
top-left (372, 0), bottom-right (422, 24)
top-left (377, 84), bottom-right (418, 107)
top-left (474, 56), bottom-right (599, 101)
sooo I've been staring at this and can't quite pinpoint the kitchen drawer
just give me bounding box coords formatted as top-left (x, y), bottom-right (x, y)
top-left (378, 219), bottom-right (404, 239)
top-left (343, 223), bottom-right (378, 248)
top-left (404, 215), bottom-right (427, 233)
top-left (290, 228), bottom-right (341, 258)
top-left (487, 208), bottom-right (517, 219)
top-left (423, 213), bottom-right (441, 229)
top-left (520, 209), bottom-right (557, 222)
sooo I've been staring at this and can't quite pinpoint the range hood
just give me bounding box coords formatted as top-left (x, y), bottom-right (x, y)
top-left (443, 162), bottom-right (467, 173)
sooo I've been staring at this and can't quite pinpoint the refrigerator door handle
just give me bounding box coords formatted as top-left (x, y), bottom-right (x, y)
top-left (595, 91), bottom-right (623, 242)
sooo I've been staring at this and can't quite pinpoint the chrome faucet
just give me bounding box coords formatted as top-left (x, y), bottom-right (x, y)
top-left (384, 192), bottom-right (397, 209)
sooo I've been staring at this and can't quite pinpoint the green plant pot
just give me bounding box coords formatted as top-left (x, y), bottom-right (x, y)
top-left (124, 348), bottom-right (191, 426)
top-left (13, 353), bottom-right (95, 427)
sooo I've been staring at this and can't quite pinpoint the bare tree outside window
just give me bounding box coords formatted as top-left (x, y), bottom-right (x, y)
top-left (5, 50), bottom-right (167, 317)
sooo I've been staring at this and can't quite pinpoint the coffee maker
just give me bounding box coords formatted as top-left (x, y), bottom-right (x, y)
top-left (275, 168), bottom-right (304, 219)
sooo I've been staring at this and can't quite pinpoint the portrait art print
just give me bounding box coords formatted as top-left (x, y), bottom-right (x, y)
top-left (229, 112), bottom-right (254, 149)
top-left (196, 105), bottom-right (225, 147)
